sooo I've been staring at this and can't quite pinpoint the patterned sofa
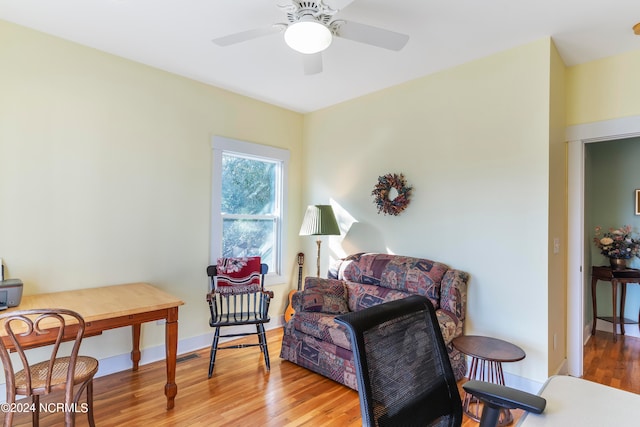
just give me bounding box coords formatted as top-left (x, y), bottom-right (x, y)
top-left (279, 253), bottom-right (469, 389)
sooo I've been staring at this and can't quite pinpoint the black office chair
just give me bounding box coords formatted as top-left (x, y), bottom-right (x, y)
top-left (335, 295), bottom-right (546, 427)
top-left (206, 257), bottom-right (273, 378)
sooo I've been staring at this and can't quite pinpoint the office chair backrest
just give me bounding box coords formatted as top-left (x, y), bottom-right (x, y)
top-left (336, 295), bottom-right (462, 427)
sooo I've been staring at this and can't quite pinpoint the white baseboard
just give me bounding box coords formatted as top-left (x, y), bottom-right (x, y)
top-left (584, 323), bottom-right (593, 345)
top-left (551, 358), bottom-right (568, 377)
top-left (0, 318), bottom-right (286, 403)
top-left (584, 319), bottom-right (639, 343)
top-left (504, 372), bottom-right (545, 394)
top-left (594, 319), bottom-right (640, 338)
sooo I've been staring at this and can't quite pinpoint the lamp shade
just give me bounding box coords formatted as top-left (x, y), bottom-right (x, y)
top-left (299, 205), bottom-right (340, 236)
top-left (284, 19), bottom-right (333, 54)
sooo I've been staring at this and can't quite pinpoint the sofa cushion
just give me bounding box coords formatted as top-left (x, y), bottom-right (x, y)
top-left (304, 276), bottom-right (346, 292)
top-left (338, 253), bottom-right (448, 302)
top-left (290, 311), bottom-right (352, 351)
top-left (345, 281), bottom-right (412, 312)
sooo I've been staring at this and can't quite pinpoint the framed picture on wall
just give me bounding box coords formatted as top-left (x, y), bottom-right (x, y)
top-left (636, 189), bottom-right (640, 215)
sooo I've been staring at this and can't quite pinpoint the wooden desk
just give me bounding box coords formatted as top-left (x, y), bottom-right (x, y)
top-left (591, 266), bottom-right (640, 342)
top-left (517, 375), bottom-right (640, 426)
top-left (1, 282), bottom-right (184, 409)
top-left (453, 335), bottom-right (526, 426)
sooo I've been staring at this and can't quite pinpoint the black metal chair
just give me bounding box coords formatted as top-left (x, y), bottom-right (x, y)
top-left (335, 295), bottom-right (546, 427)
top-left (206, 258), bottom-right (273, 378)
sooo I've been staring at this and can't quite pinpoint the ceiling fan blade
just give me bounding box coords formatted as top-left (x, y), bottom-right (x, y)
top-left (333, 20), bottom-right (409, 51)
top-left (212, 25), bottom-right (285, 47)
top-left (303, 52), bottom-right (323, 75)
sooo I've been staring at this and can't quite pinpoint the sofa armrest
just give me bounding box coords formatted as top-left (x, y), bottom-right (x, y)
top-left (440, 269), bottom-right (469, 324)
top-left (292, 277), bottom-right (349, 315)
top-left (291, 290), bottom-right (305, 313)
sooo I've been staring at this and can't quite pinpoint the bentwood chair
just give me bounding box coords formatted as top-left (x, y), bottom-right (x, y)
top-left (336, 295), bottom-right (546, 427)
top-left (0, 308), bottom-right (99, 427)
top-left (206, 257), bottom-right (273, 378)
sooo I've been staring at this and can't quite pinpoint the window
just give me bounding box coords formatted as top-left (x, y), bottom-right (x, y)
top-left (211, 136), bottom-right (289, 284)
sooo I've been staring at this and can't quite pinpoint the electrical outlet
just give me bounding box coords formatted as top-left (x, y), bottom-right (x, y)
top-left (553, 238), bottom-right (560, 254)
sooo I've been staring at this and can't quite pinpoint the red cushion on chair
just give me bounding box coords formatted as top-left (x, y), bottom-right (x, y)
top-left (216, 257), bottom-right (261, 293)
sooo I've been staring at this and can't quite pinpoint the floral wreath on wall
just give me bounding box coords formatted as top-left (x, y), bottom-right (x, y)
top-left (371, 173), bottom-right (413, 216)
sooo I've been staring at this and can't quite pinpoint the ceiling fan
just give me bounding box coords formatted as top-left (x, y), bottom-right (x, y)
top-left (212, 0), bottom-right (409, 75)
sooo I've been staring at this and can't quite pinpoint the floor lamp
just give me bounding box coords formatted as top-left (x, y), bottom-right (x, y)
top-left (299, 205), bottom-right (340, 277)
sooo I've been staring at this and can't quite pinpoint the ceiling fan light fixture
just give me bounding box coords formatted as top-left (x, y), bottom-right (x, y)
top-left (284, 19), bottom-right (332, 54)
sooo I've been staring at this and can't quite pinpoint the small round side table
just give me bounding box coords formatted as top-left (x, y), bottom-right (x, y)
top-left (452, 335), bottom-right (526, 426)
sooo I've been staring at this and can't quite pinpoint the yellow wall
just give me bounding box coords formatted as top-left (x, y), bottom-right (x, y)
top-left (5, 15), bottom-right (638, 387)
top-left (303, 39), bottom-right (556, 382)
top-left (0, 20), bottom-right (303, 362)
top-left (547, 42), bottom-right (568, 376)
top-left (566, 49), bottom-right (640, 125)
top-left (567, 49), bottom-right (640, 374)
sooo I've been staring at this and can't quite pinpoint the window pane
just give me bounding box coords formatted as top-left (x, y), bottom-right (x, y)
top-left (213, 136), bottom-right (289, 280)
top-left (222, 218), bottom-right (274, 267)
top-left (221, 154), bottom-right (276, 215)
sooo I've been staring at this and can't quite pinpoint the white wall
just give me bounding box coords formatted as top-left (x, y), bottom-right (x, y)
top-left (303, 39), bottom-right (556, 383)
top-left (10, 17), bottom-right (630, 388)
top-left (0, 20), bottom-right (303, 373)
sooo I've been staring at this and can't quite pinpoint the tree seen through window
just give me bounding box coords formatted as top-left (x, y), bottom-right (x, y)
top-left (221, 154), bottom-right (277, 267)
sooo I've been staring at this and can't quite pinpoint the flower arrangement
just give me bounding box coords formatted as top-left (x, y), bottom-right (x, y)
top-left (371, 173), bottom-right (412, 216)
top-left (593, 225), bottom-right (640, 259)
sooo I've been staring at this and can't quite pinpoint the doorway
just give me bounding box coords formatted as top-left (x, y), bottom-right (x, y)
top-left (567, 115), bottom-right (640, 377)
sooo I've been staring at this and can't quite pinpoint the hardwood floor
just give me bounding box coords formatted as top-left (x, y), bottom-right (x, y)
top-left (582, 329), bottom-right (640, 394)
top-left (11, 328), bottom-right (639, 426)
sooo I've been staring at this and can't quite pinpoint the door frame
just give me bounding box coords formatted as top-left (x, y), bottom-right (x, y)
top-left (566, 115), bottom-right (640, 377)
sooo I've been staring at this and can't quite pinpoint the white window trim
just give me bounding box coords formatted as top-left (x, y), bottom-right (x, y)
top-left (211, 136), bottom-right (289, 286)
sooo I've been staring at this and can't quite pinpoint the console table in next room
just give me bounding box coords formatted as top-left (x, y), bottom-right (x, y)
top-left (591, 266), bottom-right (640, 342)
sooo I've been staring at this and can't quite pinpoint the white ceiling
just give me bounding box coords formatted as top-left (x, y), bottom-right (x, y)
top-left (1, 0), bottom-right (639, 113)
